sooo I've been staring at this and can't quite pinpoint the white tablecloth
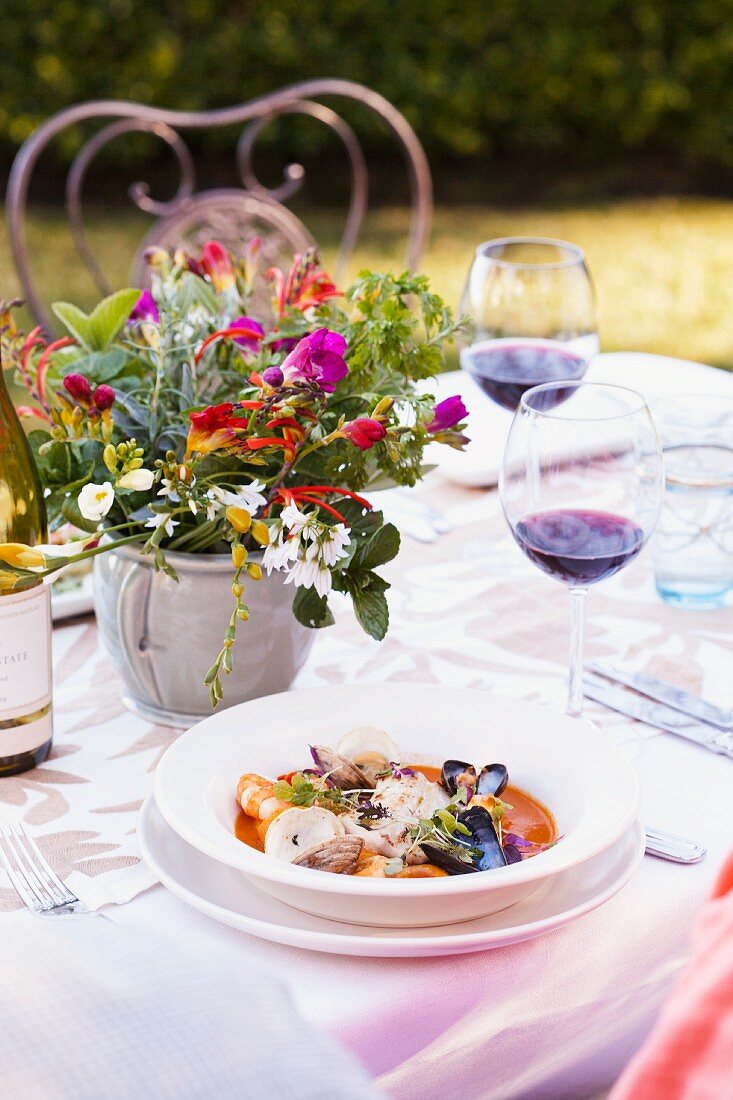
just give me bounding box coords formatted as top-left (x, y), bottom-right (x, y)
top-left (3, 353), bottom-right (733, 1100)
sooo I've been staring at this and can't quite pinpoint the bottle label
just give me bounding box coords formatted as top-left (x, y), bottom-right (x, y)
top-left (0, 585), bottom-right (52, 721)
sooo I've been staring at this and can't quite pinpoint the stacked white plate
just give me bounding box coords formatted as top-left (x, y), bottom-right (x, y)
top-left (141, 683), bottom-right (644, 957)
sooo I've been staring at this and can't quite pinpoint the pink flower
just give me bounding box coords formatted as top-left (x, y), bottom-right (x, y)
top-left (342, 418), bottom-right (387, 450)
top-left (63, 373), bottom-right (93, 406)
top-left (280, 328), bottom-right (348, 392)
top-left (128, 290), bottom-right (159, 325)
top-left (426, 395), bottom-right (468, 433)
top-left (231, 316), bottom-right (265, 353)
top-left (201, 241), bottom-right (236, 292)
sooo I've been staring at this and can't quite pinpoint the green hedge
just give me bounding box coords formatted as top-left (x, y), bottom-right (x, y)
top-left (4, 0), bottom-right (733, 168)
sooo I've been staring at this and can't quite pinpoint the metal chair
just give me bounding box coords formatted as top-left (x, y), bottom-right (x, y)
top-left (6, 79), bottom-right (433, 331)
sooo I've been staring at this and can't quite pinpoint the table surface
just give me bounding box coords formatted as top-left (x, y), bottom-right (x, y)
top-left (3, 353), bottom-right (733, 1100)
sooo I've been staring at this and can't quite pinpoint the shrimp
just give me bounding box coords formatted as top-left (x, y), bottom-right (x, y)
top-left (237, 773), bottom-right (290, 821)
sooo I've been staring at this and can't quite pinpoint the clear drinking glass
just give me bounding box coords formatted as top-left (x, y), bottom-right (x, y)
top-left (652, 395), bottom-right (733, 609)
top-left (499, 382), bottom-right (664, 717)
top-left (458, 237), bottom-right (599, 412)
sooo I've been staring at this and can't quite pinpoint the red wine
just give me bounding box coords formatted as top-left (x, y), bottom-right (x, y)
top-left (514, 509), bottom-right (645, 585)
top-left (462, 339), bottom-right (590, 411)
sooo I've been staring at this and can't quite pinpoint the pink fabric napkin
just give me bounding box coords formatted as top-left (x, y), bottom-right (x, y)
top-left (610, 852), bottom-right (733, 1100)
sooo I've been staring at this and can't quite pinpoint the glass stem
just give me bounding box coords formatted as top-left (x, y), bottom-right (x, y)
top-left (567, 586), bottom-right (588, 718)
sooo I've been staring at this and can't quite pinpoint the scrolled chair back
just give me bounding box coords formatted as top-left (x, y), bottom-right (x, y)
top-left (6, 79), bottom-right (433, 330)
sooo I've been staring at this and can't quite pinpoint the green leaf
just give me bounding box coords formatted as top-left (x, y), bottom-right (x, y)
top-left (88, 289), bottom-right (142, 349)
top-left (176, 271), bottom-right (219, 316)
top-left (348, 572), bottom-right (390, 640)
top-left (51, 302), bottom-right (94, 347)
top-left (81, 348), bottom-right (131, 384)
top-left (291, 586), bottom-right (335, 630)
top-left (353, 522), bottom-right (400, 572)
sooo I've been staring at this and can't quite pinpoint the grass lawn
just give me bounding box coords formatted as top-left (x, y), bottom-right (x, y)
top-left (3, 197), bottom-right (733, 368)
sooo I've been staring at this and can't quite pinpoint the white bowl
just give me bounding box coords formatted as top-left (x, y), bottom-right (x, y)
top-left (154, 683), bottom-right (640, 928)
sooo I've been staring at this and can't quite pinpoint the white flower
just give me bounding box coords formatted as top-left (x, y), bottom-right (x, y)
top-left (157, 477), bottom-right (177, 499)
top-left (320, 523), bottom-right (351, 567)
top-left (204, 494), bottom-right (220, 522)
top-left (117, 468), bottom-right (155, 492)
top-left (144, 512), bottom-right (179, 538)
top-left (283, 556), bottom-right (333, 597)
top-left (208, 481), bottom-right (267, 515)
top-left (280, 504), bottom-right (311, 535)
top-left (78, 482), bottom-right (114, 522)
top-left (262, 529), bottom-right (299, 574)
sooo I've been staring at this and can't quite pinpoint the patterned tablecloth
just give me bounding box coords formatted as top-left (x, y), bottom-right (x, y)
top-left (2, 357), bottom-right (733, 1100)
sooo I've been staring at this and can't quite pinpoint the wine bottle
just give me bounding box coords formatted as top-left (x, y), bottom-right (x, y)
top-left (0, 358), bottom-right (52, 775)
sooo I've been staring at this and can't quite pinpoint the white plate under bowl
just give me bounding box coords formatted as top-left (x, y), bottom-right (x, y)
top-left (139, 795), bottom-right (645, 957)
top-left (154, 683), bottom-right (640, 927)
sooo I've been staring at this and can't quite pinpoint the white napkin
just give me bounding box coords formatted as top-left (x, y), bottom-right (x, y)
top-left (0, 913), bottom-right (383, 1100)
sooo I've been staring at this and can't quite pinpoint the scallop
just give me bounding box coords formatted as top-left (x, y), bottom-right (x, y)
top-left (263, 806), bottom-right (345, 864)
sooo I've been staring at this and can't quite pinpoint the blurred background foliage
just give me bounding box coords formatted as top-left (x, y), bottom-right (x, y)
top-left (5, 0), bottom-right (733, 196)
top-left (5, 0), bottom-right (733, 366)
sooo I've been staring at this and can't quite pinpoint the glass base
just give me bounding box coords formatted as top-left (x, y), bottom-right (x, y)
top-left (655, 581), bottom-right (733, 610)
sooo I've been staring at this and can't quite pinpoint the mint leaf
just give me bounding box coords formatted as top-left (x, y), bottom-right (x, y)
top-left (51, 302), bottom-right (94, 347)
top-left (353, 522), bottom-right (400, 571)
top-left (88, 289), bottom-right (142, 350)
top-left (291, 586), bottom-right (335, 630)
top-left (347, 572), bottom-right (390, 640)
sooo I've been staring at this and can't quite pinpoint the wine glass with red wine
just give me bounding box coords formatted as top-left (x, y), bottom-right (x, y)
top-left (459, 238), bottom-right (599, 412)
top-left (499, 382), bottom-right (664, 717)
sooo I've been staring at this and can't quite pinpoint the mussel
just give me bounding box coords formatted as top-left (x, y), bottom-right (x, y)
top-left (420, 842), bottom-right (478, 875)
top-left (419, 805), bottom-right (509, 875)
top-left (440, 760), bottom-right (509, 798)
top-left (476, 764), bottom-right (509, 798)
top-left (460, 806), bottom-right (508, 871)
top-left (440, 760), bottom-right (478, 796)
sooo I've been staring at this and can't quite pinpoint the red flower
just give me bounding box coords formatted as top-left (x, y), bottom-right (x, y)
top-left (267, 250), bottom-right (340, 317)
top-left (187, 402), bottom-right (240, 454)
top-left (93, 385), bottom-right (115, 411)
top-left (341, 418), bottom-right (387, 450)
top-left (200, 241), bottom-right (236, 292)
top-left (63, 373), bottom-right (93, 406)
top-left (62, 374), bottom-right (115, 414)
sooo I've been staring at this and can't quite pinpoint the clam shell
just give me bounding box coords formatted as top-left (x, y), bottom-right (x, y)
top-left (292, 836), bottom-right (365, 874)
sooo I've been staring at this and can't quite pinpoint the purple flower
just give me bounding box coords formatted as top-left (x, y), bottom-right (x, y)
top-left (231, 315), bottom-right (265, 353)
top-left (426, 395), bottom-right (468, 433)
top-left (280, 328), bottom-right (348, 392)
top-left (128, 290), bottom-right (159, 325)
top-left (262, 366), bottom-right (284, 388)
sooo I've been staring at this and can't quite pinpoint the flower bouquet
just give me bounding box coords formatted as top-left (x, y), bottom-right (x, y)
top-left (1, 241), bottom-right (467, 708)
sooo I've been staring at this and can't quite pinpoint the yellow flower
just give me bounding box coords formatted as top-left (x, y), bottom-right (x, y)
top-left (226, 506), bottom-right (252, 534)
top-left (246, 563), bottom-right (262, 581)
top-left (0, 543), bottom-right (46, 568)
top-left (250, 520), bottom-right (270, 546)
top-left (231, 545), bottom-right (247, 568)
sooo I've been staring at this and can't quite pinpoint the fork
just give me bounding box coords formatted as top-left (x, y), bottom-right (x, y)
top-left (0, 817), bottom-right (94, 916)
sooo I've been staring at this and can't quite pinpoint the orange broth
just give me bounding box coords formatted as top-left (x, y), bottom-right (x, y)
top-left (234, 762), bottom-right (556, 857)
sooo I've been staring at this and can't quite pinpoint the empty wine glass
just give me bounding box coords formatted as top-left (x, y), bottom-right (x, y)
top-left (458, 237), bottom-right (599, 412)
top-left (499, 382), bottom-right (664, 717)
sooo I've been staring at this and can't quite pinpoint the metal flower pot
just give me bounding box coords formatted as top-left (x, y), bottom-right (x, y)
top-left (93, 543), bottom-right (316, 727)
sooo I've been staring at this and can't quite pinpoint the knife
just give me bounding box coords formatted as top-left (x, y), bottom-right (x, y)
top-left (587, 661), bottom-right (733, 732)
top-left (583, 673), bottom-right (733, 759)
